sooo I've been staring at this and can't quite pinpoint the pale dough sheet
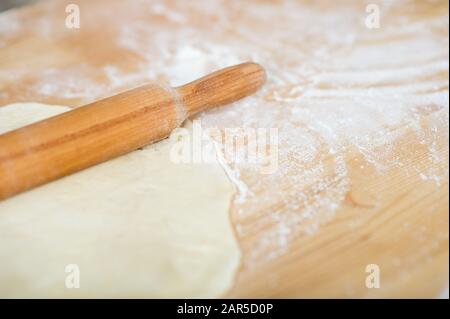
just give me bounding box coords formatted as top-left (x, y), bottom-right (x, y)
top-left (0, 103), bottom-right (240, 298)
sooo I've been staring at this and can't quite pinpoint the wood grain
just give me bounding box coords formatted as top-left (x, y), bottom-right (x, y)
top-left (0, 0), bottom-right (448, 298)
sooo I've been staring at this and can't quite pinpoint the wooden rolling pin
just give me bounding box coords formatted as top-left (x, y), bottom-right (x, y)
top-left (0, 62), bottom-right (266, 200)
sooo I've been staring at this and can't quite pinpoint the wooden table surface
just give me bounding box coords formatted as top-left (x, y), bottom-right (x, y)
top-left (0, 0), bottom-right (448, 298)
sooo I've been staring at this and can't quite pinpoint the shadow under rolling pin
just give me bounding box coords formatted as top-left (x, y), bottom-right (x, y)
top-left (0, 62), bottom-right (266, 200)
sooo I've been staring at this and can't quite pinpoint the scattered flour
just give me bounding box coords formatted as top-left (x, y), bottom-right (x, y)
top-left (0, 0), bottom-right (448, 271)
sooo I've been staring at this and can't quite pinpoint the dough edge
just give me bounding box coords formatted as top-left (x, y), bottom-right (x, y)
top-left (0, 102), bottom-right (240, 298)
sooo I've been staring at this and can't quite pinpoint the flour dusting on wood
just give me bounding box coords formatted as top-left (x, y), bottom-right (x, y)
top-left (0, 0), bottom-right (448, 282)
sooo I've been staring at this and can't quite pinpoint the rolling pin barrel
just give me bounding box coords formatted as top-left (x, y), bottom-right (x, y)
top-left (0, 62), bottom-right (266, 200)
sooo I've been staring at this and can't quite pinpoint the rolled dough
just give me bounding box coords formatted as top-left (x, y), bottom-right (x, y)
top-left (0, 103), bottom-right (240, 298)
